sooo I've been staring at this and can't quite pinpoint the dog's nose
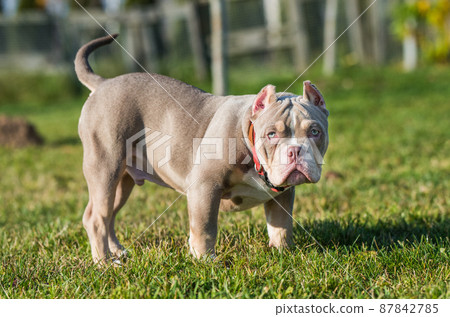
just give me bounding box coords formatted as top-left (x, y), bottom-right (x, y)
top-left (287, 145), bottom-right (301, 162)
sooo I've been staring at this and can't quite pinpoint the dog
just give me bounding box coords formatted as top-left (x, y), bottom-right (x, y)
top-left (75, 34), bottom-right (329, 264)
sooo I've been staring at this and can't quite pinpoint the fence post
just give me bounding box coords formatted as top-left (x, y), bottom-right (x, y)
top-left (403, 22), bottom-right (418, 71)
top-left (287, 0), bottom-right (308, 72)
top-left (370, 0), bottom-right (387, 64)
top-left (141, 13), bottom-right (160, 73)
top-left (210, 0), bottom-right (228, 96)
top-left (124, 15), bottom-right (141, 73)
top-left (345, 0), bottom-right (365, 65)
top-left (186, 1), bottom-right (208, 81)
top-left (263, 0), bottom-right (282, 47)
top-left (323, 0), bottom-right (338, 75)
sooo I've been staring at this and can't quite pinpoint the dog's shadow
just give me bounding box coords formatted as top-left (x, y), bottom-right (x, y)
top-left (293, 217), bottom-right (449, 250)
top-left (50, 137), bottom-right (81, 146)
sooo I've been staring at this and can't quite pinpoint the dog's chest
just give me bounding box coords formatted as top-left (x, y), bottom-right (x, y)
top-left (220, 169), bottom-right (281, 212)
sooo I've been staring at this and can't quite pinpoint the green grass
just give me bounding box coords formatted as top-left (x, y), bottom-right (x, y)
top-left (0, 64), bottom-right (449, 298)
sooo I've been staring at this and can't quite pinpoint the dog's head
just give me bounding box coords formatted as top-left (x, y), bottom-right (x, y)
top-left (250, 81), bottom-right (329, 187)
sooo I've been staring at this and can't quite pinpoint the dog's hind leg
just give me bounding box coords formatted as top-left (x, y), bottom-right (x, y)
top-left (82, 154), bottom-right (124, 264)
top-left (108, 172), bottom-right (135, 258)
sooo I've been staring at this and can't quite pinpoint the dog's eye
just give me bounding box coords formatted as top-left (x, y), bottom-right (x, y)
top-left (310, 128), bottom-right (320, 137)
top-left (267, 132), bottom-right (277, 139)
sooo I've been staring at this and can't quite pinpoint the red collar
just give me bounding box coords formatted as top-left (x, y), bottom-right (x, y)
top-left (248, 123), bottom-right (287, 193)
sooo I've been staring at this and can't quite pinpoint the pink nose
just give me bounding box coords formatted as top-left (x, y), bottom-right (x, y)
top-left (287, 145), bottom-right (301, 163)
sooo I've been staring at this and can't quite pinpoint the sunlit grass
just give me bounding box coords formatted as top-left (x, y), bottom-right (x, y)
top-left (0, 65), bottom-right (449, 298)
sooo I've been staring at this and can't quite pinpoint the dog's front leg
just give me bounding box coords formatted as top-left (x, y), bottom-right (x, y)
top-left (187, 183), bottom-right (222, 259)
top-left (264, 187), bottom-right (295, 248)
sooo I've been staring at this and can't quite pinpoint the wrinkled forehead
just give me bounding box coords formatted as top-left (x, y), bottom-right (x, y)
top-left (255, 96), bottom-right (326, 131)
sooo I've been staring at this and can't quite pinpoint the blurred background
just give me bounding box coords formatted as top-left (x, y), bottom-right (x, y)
top-left (1, 0), bottom-right (449, 146)
top-left (1, 1), bottom-right (449, 298)
top-left (0, 0), bottom-right (449, 91)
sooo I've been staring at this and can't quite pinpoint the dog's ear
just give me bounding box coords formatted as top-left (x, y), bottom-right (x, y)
top-left (251, 84), bottom-right (277, 118)
top-left (303, 81), bottom-right (328, 116)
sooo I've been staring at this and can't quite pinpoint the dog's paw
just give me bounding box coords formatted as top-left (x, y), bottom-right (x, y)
top-left (110, 246), bottom-right (128, 258)
top-left (189, 248), bottom-right (217, 262)
top-left (268, 239), bottom-right (293, 250)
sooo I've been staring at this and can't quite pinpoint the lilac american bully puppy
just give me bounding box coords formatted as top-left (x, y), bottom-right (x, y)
top-left (75, 34), bottom-right (329, 264)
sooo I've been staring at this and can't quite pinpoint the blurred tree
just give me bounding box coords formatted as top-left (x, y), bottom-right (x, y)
top-left (392, 0), bottom-right (450, 64)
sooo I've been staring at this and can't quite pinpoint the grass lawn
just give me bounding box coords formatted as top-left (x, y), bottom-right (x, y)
top-left (0, 64), bottom-right (449, 298)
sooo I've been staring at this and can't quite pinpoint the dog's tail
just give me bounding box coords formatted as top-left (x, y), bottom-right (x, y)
top-left (74, 33), bottom-right (118, 92)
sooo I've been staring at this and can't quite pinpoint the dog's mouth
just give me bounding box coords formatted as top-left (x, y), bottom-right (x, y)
top-left (276, 164), bottom-right (313, 186)
top-left (286, 169), bottom-right (310, 185)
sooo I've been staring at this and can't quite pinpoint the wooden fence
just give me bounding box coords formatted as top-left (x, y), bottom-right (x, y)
top-left (0, 0), bottom-right (398, 95)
